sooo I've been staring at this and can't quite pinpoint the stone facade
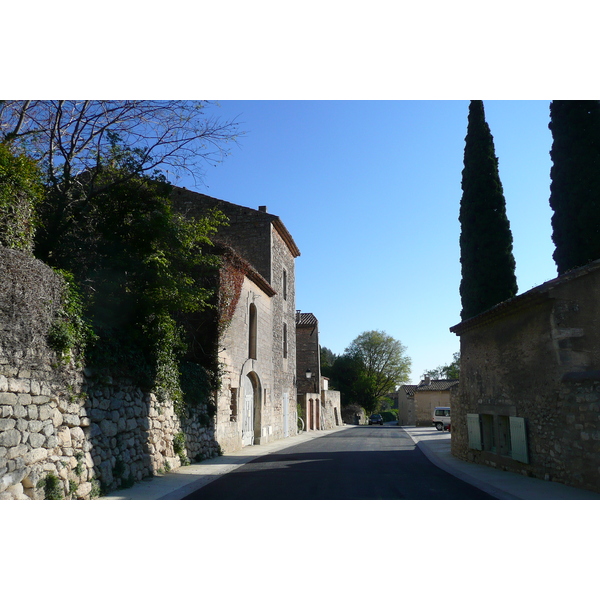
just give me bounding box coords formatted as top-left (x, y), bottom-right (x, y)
top-left (172, 190), bottom-right (301, 452)
top-left (413, 377), bottom-right (458, 427)
top-left (395, 385), bottom-right (417, 426)
top-left (0, 247), bottom-right (218, 500)
top-left (295, 312), bottom-right (342, 431)
top-left (450, 259), bottom-right (600, 493)
top-left (1, 189), bottom-right (305, 498)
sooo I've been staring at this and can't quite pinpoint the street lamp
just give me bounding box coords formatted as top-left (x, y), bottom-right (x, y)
top-left (305, 368), bottom-right (312, 379)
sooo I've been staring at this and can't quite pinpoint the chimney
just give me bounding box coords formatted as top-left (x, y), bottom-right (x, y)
top-left (258, 206), bottom-right (267, 213)
top-left (424, 375), bottom-right (431, 386)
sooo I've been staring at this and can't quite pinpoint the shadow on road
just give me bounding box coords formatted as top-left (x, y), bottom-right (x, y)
top-left (183, 439), bottom-right (494, 501)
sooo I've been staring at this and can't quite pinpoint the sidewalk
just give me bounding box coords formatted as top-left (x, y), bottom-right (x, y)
top-left (403, 426), bottom-right (600, 500)
top-left (101, 427), bottom-right (345, 500)
top-left (100, 424), bottom-right (600, 500)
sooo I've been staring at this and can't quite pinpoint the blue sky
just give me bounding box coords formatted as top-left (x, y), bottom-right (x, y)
top-left (178, 100), bottom-right (557, 383)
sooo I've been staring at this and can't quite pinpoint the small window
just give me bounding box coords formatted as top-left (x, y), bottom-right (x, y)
top-left (283, 322), bottom-right (288, 358)
top-left (230, 388), bottom-right (238, 422)
top-left (283, 269), bottom-right (287, 300)
top-left (248, 303), bottom-right (257, 359)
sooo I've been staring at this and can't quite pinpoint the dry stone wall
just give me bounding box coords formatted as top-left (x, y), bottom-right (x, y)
top-left (0, 247), bottom-right (219, 500)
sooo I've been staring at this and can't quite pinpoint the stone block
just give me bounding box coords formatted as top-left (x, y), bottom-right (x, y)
top-left (28, 432), bottom-right (45, 448)
top-left (100, 419), bottom-right (118, 437)
top-left (76, 481), bottom-right (92, 499)
top-left (28, 420), bottom-right (43, 433)
top-left (0, 392), bottom-right (17, 406)
top-left (0, 418), bottom-right (15, 432)
top-left (27, 405), bottom-right (38, 420)
top-left (52, 408), bottom-right (63, 427)
top-left (13, 405), bottom-right (27, 419)
top-left (24, 447), bottom-right (48, 465)
top-left (32, 395), bottom-right (50, 405)
top-left (0, 375), bottom-right (7, 392)
top-left (38, 404), bottom-right (53, 421)
top-left (57, 426), bottom-right (72, 447)
top-left (8, 379), bottom-right (30, 393)
top-left (70, 427), bottom-right (85, 444)
top-left (0, 428), bottom-right (20, 447)
top-left (17, 393), bottom-right (32, 405)
top-left (63, 414), bottom-right (80, 426)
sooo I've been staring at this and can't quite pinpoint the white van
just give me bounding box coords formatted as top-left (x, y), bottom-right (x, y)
top-left (432, 407), bottom-right (451, 431)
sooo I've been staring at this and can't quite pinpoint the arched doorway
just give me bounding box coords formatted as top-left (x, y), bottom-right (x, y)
top-left (242, 372), bottom-right (261, 446)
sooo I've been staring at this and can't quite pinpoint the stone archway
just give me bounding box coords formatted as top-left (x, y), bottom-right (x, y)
top-left (242, 372), bottom-right (261, 446)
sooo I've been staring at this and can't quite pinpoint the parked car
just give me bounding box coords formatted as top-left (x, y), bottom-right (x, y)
top-left (369, 414), bottom-right (384, 425)
top-left (432, 407), bottom-right (451, 431)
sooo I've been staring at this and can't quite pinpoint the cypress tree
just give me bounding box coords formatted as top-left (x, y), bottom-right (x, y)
top-left (549, 100), bottom-right (600, 274)
top-left (459, 100), bottom-right (518, 320)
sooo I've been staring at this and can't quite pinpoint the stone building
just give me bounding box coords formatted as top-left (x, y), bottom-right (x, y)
top-left (296, 312), bottom-right (342, 431)
top-left (172, 189), bottom-right (301, 453)
top-left (450, 258), bottom-right (600, 494)
top-left (395, 385), bottom-right (418, 426)
top-left (413, 377), bottom-right (458, 427)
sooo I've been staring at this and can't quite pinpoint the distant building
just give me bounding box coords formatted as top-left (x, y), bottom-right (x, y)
top-left (296, 312), bottom-right (342, 431)
top-left (413, 377), bottom-right (459, 427)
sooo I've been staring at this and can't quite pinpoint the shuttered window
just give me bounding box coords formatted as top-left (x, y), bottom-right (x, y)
top-left (509, 417), bottom-right (529, 463)
top-left (466, 414), bottom-right (482, 450)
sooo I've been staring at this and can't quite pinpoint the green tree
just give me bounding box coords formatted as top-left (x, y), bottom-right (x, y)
top-left (333, 330), bottom-right (411, 414)
top-left (320, 346), bottom-right (337, 376)
top-left (44, 148), bottom-right (227, 410)
top-left (459, 100), bottom-right (518, 320)
top-left (424, 351), bottom-right (460, 380)
top-left (548, 100), bottom-right (600, 274)
top-left (0, 143), bottom-right (44, 251)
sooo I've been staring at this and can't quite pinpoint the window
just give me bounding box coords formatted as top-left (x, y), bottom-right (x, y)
top-left (283, 322), bottom-right (288, 358)
top-left (466, 414), bottom-right (482, 450)
top-left (481, 414), bottom-right (496, 452)
top-left (497, 415), bottom-right (512, 457)
top-left (509, 417), bottom-right (529, 463)
top-left (230, 388), bottom-right (238, 422)
top-left (283, 269), bottom-right (287, 300)
top-left (248, 303), bottom-right (257, 359)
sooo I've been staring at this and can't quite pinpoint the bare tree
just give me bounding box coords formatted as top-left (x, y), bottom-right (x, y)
top-left (0, 100), bottom-right (241, 187)
top-left (0, 100), bottom-right (242, 260)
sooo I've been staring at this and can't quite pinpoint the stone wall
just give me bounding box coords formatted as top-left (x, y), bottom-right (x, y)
top-left (450, 259), bottom-right (600, 493)
top-left (270, 226), bottom-right (298, 440)
top-left (0, 247), bottom-right (219, 500)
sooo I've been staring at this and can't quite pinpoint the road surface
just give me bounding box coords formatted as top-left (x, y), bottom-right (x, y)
top-left (183, 425), bottom-right (494, 500)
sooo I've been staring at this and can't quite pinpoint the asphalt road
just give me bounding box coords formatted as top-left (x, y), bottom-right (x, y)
top-left (183, 425), bottom-right (495, 500)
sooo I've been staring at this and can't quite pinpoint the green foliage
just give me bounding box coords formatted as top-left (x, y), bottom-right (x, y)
top-left (179, 361), bottom-right (216, 419)
top-left (0, 144), bottom-right (44, 251)
top-left (459, 100), bottom-right (518, 320)
top-left (36, 141), bottom-right (227, 409)
top-left (37, 473), bottom-right (64, 500)
top-left (328, 330), bottom-right (411, 414)
top-left (68, 479), bottom-right (79, 498)
top-left (380, 410), bottom-right (398, 423)
top-left (89, 478), bottom-right (102, 499)
top-left (47, 269), bottom-right (96, 362)
top-left (424, 352), bottom-right (460, 380)
top-left (0, 142), bottom-right (44, 251)
top-left (549, 101), bottom-right (600, 274)
top-left (173, 431), bottom-right (190, 466)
